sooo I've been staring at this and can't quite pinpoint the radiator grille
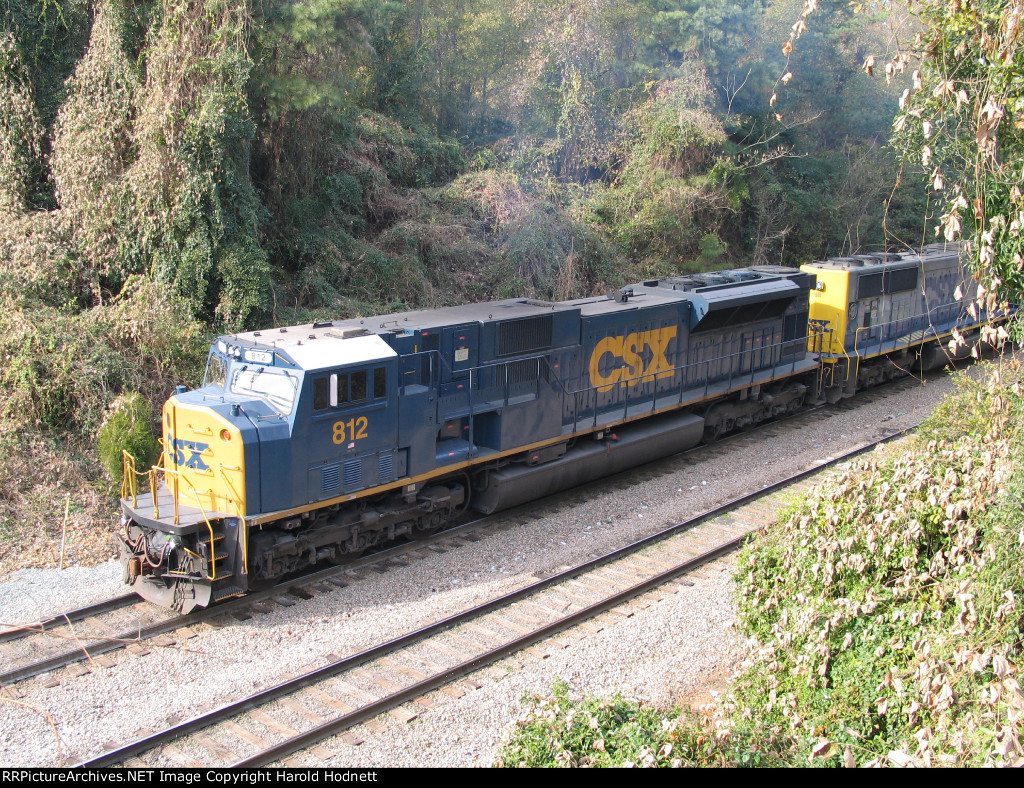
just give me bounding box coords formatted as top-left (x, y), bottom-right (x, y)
top-left (378, 453), bottom-right (393, 481)
top-left (322, 464), bottom-right (340, 492)
top-left (343, 460), bottom-right (361, 487)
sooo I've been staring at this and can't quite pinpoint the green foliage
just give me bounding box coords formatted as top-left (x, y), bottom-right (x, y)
top-left (0, 0), bottom-right (90, 130)
top-left (352, 113), bottom-right (465, 189)
top-left (431, 170), bottom-right (623, 300)
top-left (97, 392), bottom-right (160, 485)
top-left (726, 361), bottom-right (1024, 767)
top-left (0, 31), bottom-right (45, 214)
top-left (0, 0), bottom-right (91, 210)
top-left (126, 0), bottom-right (269, 327)
top-left (252, 0), bottom-right (373, 121)
top-left (0, 279), bottom-right (207, 435)
top-left (284, 231), bottom-right (437, 318)
top-left (497, 680), bottom-right (682, 767)
top-left (50, 0), bottom-right (138, 284)
top-left (587, 70), bottom-right (735, 270)
top-left (891, 0), bottom-right (1024, 302)
top-left (0, 211), bottom-right (86, 310)
top-left (649, 0), bottom-right (766, 79)
top-left (728, 0), bottom-right (921, 263)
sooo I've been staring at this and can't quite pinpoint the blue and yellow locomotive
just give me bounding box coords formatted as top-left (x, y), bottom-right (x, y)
top-left (119, 243), bottom-right (1003, 610)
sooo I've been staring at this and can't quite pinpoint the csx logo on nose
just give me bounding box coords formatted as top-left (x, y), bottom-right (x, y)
top-left (589, 327), bottom-right (677, 392)
top-left (168, 437), bottom-right (210, 470)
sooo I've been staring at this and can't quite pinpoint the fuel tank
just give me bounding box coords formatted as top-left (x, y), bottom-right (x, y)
top-left (473, 410), bottom-right (705, 513)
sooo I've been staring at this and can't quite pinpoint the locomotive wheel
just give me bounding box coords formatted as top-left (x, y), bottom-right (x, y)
top-left (328, 545), bottom-right (364, 564)
top-left (702, 419), bottom-right (724, 443)
top-left (412, 512), bottom-right (445, 540)
top-left (703, 413), bottom-right (735, 442)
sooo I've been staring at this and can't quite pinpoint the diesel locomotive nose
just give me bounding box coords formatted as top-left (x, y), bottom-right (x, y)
top-left (117, 392), bottom-right (249, 611)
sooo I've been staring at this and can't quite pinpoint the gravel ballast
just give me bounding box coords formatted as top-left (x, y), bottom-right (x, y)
top-left (0, 369), bottom-right (973, 766)
top-left (0, 562), bottom-right (123, 629)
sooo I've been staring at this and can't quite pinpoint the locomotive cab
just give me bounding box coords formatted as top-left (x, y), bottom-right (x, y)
top-left (119, 342), bottom-right (284, 610)
top-left (118, 326), bottom-right (410, 611)
top-left (801, 244), bottom-right (992, 401)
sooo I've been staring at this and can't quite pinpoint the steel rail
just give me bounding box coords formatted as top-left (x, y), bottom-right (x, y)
top-left (0, 593), bottom-right (138, 644)
top-left (0, 517), bottom-right (493, 686)
top-left (236, 536), bottom-right (743, 767)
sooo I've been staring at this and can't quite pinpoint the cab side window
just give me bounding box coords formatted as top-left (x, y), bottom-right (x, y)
top-left (314, 378), bottom-right (328, 410)
top-left (350, 369), bottom-right (368, 401)
top-left (314, 367), bottom-right (388, 412)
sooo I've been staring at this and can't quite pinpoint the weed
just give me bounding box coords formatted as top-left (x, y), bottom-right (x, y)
top-left (497, 680), bottom-right (681, 768)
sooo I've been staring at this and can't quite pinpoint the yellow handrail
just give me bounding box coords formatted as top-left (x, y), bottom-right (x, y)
top-left (121, 450), bottom-right (139, 505)
top-left (216, 466), bottom-right (247, 576)
top-left (121, 452), bottom-right (224, 581)
top-left (187, 493), bottom-right (221, 581)
top-left (216, 467), bottom-right (246, 519)
top-left (151, 465), bottom-right (222, 580)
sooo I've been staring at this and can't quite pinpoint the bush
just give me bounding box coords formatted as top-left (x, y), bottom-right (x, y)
top-left (97, 392), bottom-right (160, 486)
top-left (497, 360), bottom-right (1024, 768)
top-left (0, 278), bottom-right (207, 435)
top-left (497, 680), bottom-right (681, 767)
top-left (585, 72), bottom-right (737, 271)
top-left (726, 359), bottom-right (1024, 767)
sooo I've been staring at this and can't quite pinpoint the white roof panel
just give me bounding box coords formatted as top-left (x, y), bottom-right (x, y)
top-left (281, 333), bottom-right (397, 371)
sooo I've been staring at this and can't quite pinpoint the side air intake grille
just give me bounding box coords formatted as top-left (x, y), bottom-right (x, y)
top-left (378, 453), bottom-right (393, 482)
top-left (343, 460), bottom-right (361, 487)
top-left (322, 464), bottom-right (340, 492)
top-left (498, 315), bottom-right (553, 357)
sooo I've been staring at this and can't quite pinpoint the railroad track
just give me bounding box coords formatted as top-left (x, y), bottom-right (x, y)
top-left (0, 526), bottom-right (487, 687)
top-left (0, 371), bottom-right (925, 690)
top-left (77, 425), bottom-right (912, 768)
top-left (0, 594), bottom-right (140, 645)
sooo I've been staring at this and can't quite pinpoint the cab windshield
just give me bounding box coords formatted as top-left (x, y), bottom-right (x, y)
top-left (203, 351), bottom-right (229, 390)
top-left (230, 366), bottom-right (298, 415)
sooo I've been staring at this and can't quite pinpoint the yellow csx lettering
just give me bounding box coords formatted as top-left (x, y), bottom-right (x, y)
top-left (588, 326), bottom-right (677, 393)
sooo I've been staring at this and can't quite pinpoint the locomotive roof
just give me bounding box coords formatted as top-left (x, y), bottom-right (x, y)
top-left (803, 243), bottom-right (960, 272)
top-left (223, 264), bottom-right (813, 370)
top-left (328, 298), bottom-right (582, 333)
top-left (223, 326), bottom-right (397, 372)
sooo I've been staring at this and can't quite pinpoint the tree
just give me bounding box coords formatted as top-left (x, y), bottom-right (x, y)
top-left (0, 32), bottom-right (43, 215)
top-left (50, 0), bottom-right (138, 286)
top-left (648, 0), bottom-right (766, 100)
top-left (891, 0), bottom-right (1024, 309)
top-left (127, 0), bottom-right (270, 327)
top-left (789, 0), bottom-right (1024, 317)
